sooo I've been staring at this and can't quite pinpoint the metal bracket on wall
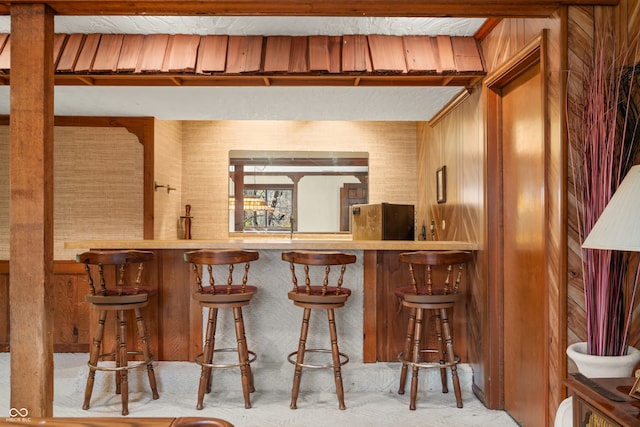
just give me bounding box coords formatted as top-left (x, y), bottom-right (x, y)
top-left (154, 181), bottom-right (176, 194)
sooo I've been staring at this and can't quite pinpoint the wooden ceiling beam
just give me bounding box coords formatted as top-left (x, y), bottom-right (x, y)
top-left (45, 73), bottom-right (484, 87)
top-left (0, 0), bottom-right (618, 18)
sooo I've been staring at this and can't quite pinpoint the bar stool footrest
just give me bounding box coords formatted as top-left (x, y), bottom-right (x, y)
top-left (397, 349), bottom-right (461, 369)
top-left (287, 349), bottom-right (349, 369)
top-left (89, 351), bottom-right (154, 372)
top-left (195, 348), bottom-right (257, 369)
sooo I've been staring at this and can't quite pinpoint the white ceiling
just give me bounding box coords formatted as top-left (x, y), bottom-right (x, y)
top-left (0, 16), bottom-right (486, 121)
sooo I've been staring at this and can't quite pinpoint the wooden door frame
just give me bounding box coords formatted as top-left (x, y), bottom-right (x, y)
top-left (483, 32), bottom-right (551, 416)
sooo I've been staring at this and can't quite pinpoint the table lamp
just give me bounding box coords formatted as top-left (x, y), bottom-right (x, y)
top-left (582, 165), bottom-right (640, 250)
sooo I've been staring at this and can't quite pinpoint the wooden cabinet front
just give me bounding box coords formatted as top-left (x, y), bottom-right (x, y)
top-left (566, 376), bottom-right (640, 427)
top-left (51, 269), bottom-right (89, 352)
top-left (1, 261), bottom-right (91, 353)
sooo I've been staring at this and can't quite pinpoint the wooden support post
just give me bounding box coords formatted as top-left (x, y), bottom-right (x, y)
top-left (9, 4), bottom-right (55, 417)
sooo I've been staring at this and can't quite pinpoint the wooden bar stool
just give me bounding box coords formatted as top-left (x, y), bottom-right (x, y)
top-left (77, 250), bottom-right (160, 416)
top-left (395, 250), bottom-right (472, 410)
top-left (184, 249), bottom-right (259, 410)
top-left (282, 250), bottom-right (356, 410)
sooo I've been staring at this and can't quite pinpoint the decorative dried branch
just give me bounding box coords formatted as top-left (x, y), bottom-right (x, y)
top-left (570, 33), bottom-right (640, 356)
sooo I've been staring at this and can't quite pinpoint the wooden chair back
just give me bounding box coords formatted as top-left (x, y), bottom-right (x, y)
top-left (184, 249), bottom-right (259, 296)
top-left (76, 250), bottom-right (154, 298)
top-left (282, 250), bottom-right (356, 297)
top-left (399, 250), bottom-right (472, 296)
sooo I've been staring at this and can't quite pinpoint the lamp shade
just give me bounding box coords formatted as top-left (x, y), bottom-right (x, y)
top-left (582, 164), bottom-right (640, 251)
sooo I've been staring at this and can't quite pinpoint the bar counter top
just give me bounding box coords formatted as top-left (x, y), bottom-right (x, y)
top-left (65, 237), bottom-right (478, 251)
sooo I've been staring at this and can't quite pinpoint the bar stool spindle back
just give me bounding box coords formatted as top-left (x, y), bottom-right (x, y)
top-left (395, 250), bottom-right (472, 410)
top-left (282, 250), bottom-right (356, 410)
top-left (184, 249), bottom-right (259, 410)
top-left (77, 249), bottom-right (159, 416)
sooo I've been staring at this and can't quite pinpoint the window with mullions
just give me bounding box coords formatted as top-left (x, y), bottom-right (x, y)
top-left (243, 186), bottom-right (293, 231)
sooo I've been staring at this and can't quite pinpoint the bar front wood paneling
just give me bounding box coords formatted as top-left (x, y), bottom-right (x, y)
top-left (362, 250), bottom-right (378, 363)
top-left (156, 249), bottom-right (200, 361)
top-left (66, 239), bottom-right (477, 362)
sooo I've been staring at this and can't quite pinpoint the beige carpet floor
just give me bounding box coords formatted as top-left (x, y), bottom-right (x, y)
top-left (0, 353), bottom-right (518, 426)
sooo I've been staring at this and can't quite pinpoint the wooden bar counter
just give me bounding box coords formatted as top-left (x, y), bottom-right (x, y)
top-left (65, 238), bottom-right (478, 363)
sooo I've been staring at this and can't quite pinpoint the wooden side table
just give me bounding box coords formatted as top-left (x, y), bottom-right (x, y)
top-left (564, 375), bottom-right (640, 427)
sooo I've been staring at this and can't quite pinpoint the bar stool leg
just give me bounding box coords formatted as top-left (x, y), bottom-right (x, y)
top-left (247, 328), bottom-right (255, 394)
top-left (197, 307), bottom-right (218, 410)
top-left (409, 308), bottom-right (424, 411)
top-left (398, 306), bottom-right (416, 395)
top-left (114, 311), bottom-right (122, 396)
top-left (118, 309), bottom-right (130, 416)
top-left (233, 307), bottom-right (252, 409)
top-left (205, 308), bottom-right (219, 395)
top-left (441, 307), bottom-right (463, 408)
top-left (84, 310), bottom-right (107, 410)
top-left (291, 307), bottom-right (311, 409)
top-left (134, 307), bottom-right (159, 400)
top-left (238, 308), bottom-right (255, 394)
top-left (433, 311), bottom-right (449, 393)
top-left (327, 308), bottom-right (346, 410)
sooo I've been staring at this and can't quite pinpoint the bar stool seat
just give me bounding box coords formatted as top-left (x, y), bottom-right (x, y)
top-left (77, 249), bottom-right (160, 416)
top-left (282, 250), bottom-right (356, 410)
top-left (184, 249), bottom-right (259, 410)
top-left (192, 285), bottom-right (257, 304)
top-left (395, 250), bottom-right (472, 410)
top-left (288, 286), bottom-right (351, 305)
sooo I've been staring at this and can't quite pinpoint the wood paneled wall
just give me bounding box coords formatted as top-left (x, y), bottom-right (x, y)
top-left (180, 121), bottom-right (418, 239)
top-left (417, 85), bottom-right (485, 390)
top-left (420, 3), bottom-right (640, 423)
top-left (419, 84), bottom-right (492, 402)
top-left (418, 11), bottom-right (565, 423)
top-left (566, 5), bottom-right (594, 363)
